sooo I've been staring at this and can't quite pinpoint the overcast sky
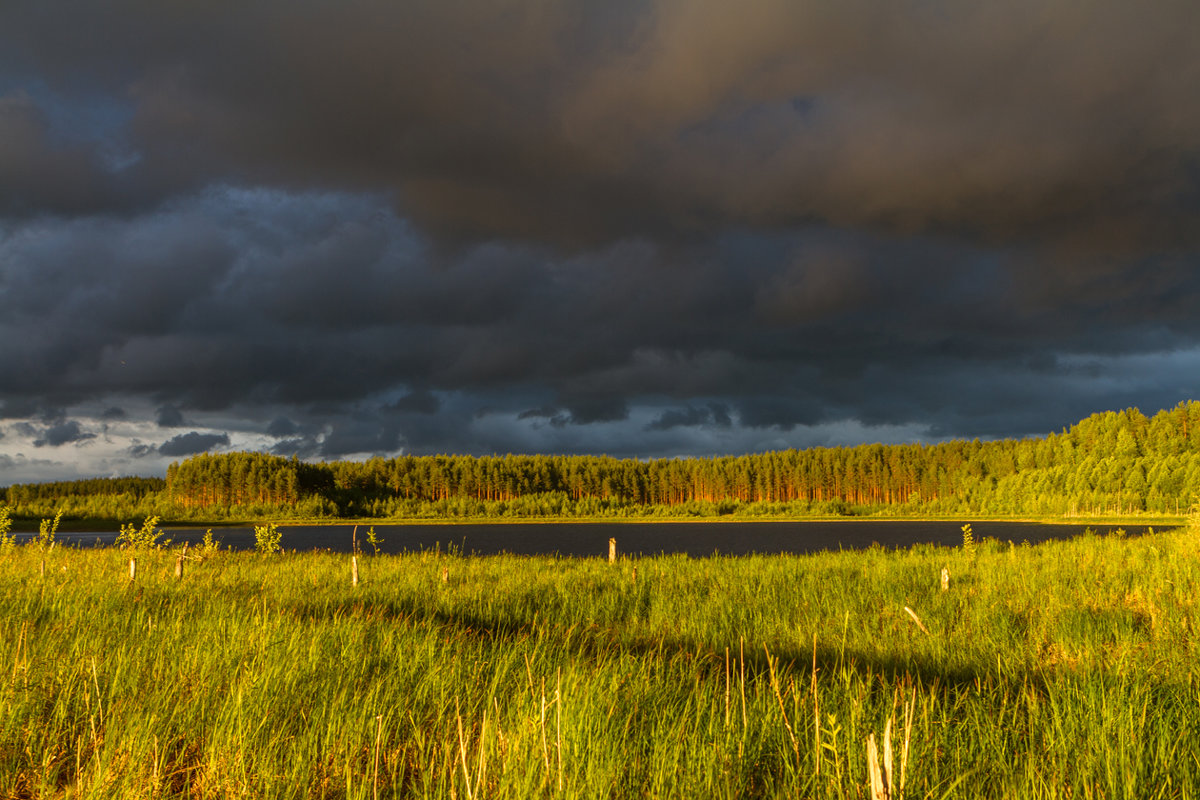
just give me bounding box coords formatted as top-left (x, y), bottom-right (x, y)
top-left (2, 1), bottom-right (1199, 483)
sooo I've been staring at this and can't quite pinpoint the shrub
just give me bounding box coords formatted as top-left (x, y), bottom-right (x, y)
top-left (961, 523), bottom-right (976, 558)
top-left (35, 510), bottom-right (62, 551)
top-left (116, 516), bottom-right (167, 550)
top-left (0, 505), bottom-right (14, 555)
top-left (366, 525), bottom-right (383, 555)
top-left (254, 522), bottom-right (283, 554)
top-left (199, 528), bottom-right (221, 558)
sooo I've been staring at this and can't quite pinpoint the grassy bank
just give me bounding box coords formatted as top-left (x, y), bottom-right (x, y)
top-left (8, 510), bottom-right (1189, 532)
top-left (3, 528), bottom-right (1199, 798)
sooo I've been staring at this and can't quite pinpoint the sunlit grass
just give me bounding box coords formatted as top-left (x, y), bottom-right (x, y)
top-left (3, 529), bottom-right (1199, 798)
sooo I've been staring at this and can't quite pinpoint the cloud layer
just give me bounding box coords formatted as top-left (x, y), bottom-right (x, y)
top-left (1, 1), bottom-right (1198, 482)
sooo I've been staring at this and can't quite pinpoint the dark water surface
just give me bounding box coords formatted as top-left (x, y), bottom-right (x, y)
top-left (31, 520), bottom-right (1157, 557)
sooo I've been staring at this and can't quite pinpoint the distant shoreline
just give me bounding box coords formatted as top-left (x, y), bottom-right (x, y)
top-left (11, 512), bottom-right (1186, 533)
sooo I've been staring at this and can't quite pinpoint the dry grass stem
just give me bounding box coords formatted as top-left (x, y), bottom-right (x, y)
top-left (764, 645), bottom-right (800, 767)
top-left (903, 606), bottom-right (931, 636)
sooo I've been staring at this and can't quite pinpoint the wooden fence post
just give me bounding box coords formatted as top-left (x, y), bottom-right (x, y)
top-left (608, 538), bottom-right (617, 564)
top-left (129, 558), bottom-right (137, 581)
top-left (175, 554), bottom-right (184, 580)
top-left (352, 555), bottom-right (359, 587)
top-left (940, 567), bottom-right (949, 591)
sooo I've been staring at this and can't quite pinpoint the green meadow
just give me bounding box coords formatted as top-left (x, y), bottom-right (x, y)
top-left (3, 526), bottom-right (1200, 798)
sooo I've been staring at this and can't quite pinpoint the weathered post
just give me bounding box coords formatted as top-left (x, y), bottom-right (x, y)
top-left (608, 537), bottom-right (617, 564)
top-left (940, 567), bottom-right (949, 592)
top-left (129, 558), bottom-right (137, 581)
top-left (352, 555), bottom-right (360, 587)
top-left (175, 554), bottom-right (184, 580)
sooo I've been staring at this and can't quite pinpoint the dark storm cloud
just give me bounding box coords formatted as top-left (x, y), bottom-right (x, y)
top-left (517, 407), bottom-right (572, 429)
top-left (32, 420), bottom-right (95, 448)
top-left (1, 0), bottom-right (1199, 481)
top-left (646, 404), bottom-right (733, 432)
top-left (0, 90), bottom-right (118, 217)
top-left (0, 83), bottom-right (186, 219)
top-left (387, 391), bottom-right (440, 416)
top-left (270, 438), bottom-right (318, 459)
top-left (0, 400), bottom-right (41, 420)
top-left (316, 417), bottom-right (404, 458)
top-left (127, 443), bottom-right (155, 459)
top-left (2, 188), bottom-right (1199, 458)
top-left (266, 417), bottom-right (300, 438)
top-left (158, 432), bottom-right (229, 457)
top-left (1, 1), bottom-right (1197, 251)
top-left (155, 405), bottom-right (184, 427)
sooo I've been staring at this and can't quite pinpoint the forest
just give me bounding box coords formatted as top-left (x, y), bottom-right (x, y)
top-left (5, 402), bottom-right (1200, 523)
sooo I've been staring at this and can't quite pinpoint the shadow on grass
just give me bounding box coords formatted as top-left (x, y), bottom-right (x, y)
top-left (281, 590), bottom-right (1037, 697)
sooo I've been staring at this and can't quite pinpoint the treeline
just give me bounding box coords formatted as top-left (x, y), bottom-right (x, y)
top-left (6, 402), bottom-right (1200, 522)
top-left (0, 477), bottom-right (168, 523)
top-left (4, 476), bottom-right (165, 503)
top-left (164, 452), bottom-right (333, 513)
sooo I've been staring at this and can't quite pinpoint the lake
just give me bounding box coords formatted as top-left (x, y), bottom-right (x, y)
top-left (27, 520), bottom-right (1159, 557)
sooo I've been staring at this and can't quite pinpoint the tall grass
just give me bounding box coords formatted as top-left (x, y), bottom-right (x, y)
top-left (2, 529), bottom-right (1199, 798)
